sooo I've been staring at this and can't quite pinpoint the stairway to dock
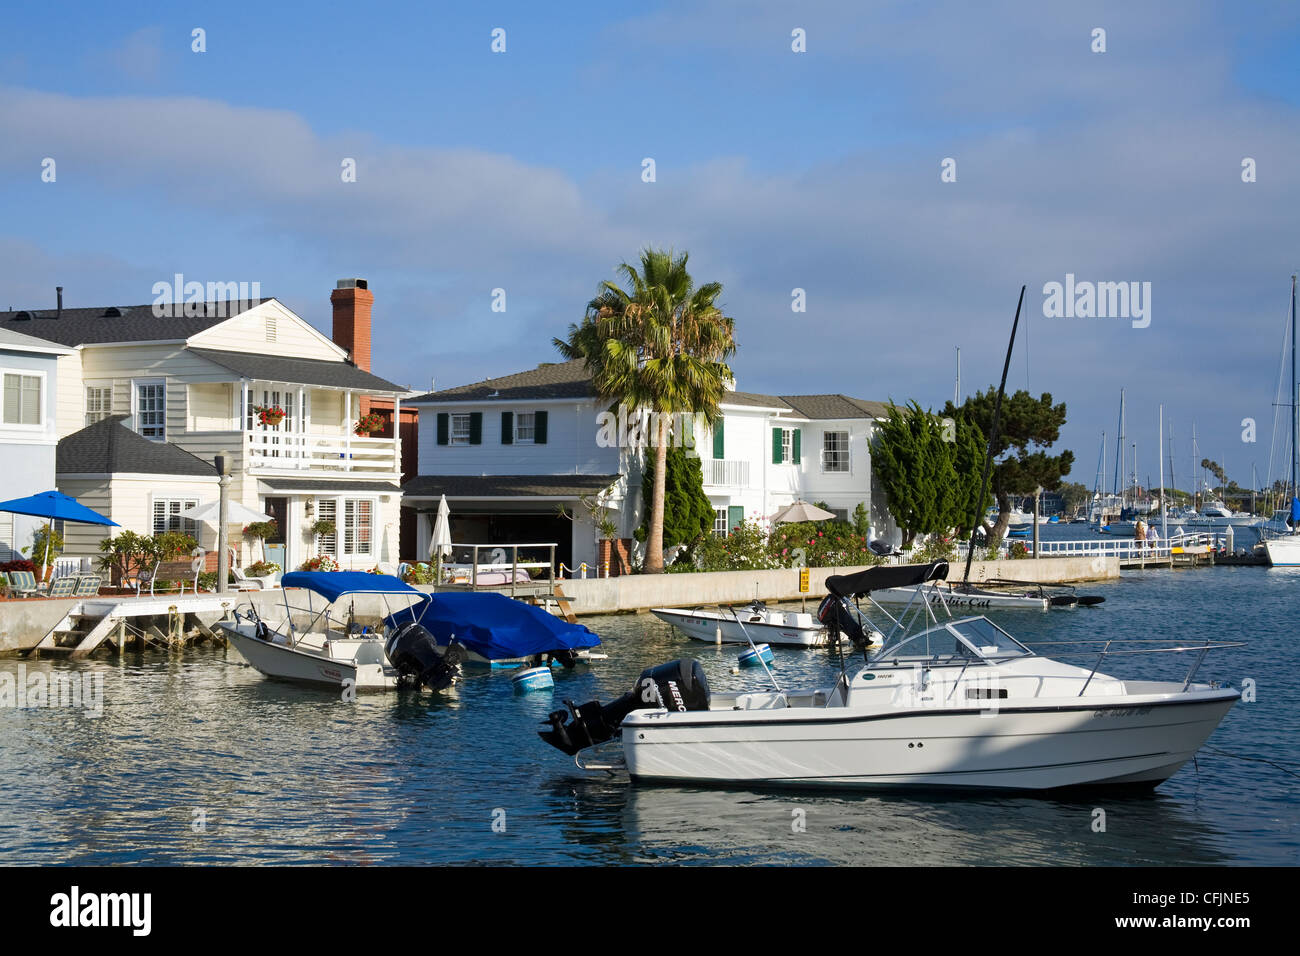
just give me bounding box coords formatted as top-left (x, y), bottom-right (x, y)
top-left (25, 595), bottom-right (234, 658)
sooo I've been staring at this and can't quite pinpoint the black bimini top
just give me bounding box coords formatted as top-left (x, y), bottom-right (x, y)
top-left (825, 561), bottom-right (949, 598)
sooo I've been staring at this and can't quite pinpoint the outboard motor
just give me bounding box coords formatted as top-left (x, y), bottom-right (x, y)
top-left (539, 659), bottom-right (709, 756)
top-left (818, 594), bottom-right (874, 651)
top-left (385, 622), bottom-right (462, 692)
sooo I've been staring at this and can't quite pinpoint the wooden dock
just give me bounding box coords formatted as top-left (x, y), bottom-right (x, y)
top-left (24, 594), bottom-right (235, 658)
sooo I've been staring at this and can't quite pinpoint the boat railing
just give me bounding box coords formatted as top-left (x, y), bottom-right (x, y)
top-left (1020, 638), bottom-right (1245, 694)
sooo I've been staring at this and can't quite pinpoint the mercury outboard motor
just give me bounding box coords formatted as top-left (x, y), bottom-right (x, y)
top-left (817, 593), bottom-right (874, 651)
top-left (385, 622), bottom-right (462, 692)
top-left (539, 659), bottom-right (710, 756)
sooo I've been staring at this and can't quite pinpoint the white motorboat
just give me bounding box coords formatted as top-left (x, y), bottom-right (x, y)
top-left (873, 581), bottom-right (1050, 610)
top-left (651, 602), bottom-right (832, 647)
top-left (540, 563), bottom-right (1239, 791)
top-left (219, 571), bottom-right (460, 692)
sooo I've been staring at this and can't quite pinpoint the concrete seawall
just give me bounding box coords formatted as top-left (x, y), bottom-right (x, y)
top-left (1, 556), bottom-right (1117, 653)
top-left (554, 556), bottom-right (1118, 616)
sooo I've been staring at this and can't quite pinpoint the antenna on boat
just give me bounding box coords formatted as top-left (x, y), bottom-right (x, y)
top-left (962, 285), bottom-right (1025, 585)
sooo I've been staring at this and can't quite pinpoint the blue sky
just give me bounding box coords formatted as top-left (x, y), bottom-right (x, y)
top-left (3, 1), bottom-right (1300, 493)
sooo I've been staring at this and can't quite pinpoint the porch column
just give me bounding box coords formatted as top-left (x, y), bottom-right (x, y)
top-left (297, 386), bottom-right (305, 470)
top-left (391, 396), bottom-right (401, 475)
top-left (344, 391), bottom-right (352, 472)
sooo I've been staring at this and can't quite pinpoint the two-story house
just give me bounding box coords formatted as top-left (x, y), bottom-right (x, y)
top-left (0, 279), bottom-right (409, 571)
top-left (403, 357), bottom-right (901, 572)
top-left (402, 359), bottom-right (643, 572)
top-left (699, 392), bottom-right (896, 540)
top-left (0, 327), bottom-right (74, 561)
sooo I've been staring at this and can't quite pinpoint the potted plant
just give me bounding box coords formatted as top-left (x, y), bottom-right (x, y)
top-left (24, 523), bottom-right (65, 582)
top-left (253, 404), bottom-right (287, 428)
top-left (242, 520), bottom-right (278, 561)
top-left (353, 412), bottom-right (385, 436)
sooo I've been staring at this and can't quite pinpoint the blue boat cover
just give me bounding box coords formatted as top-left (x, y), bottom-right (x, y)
top-left (386, 591), bottom-right (601, 661)
top-left (1291, 497), bottom-right (1300, 523)
top-left (281, 571), bottom-right (427, 603)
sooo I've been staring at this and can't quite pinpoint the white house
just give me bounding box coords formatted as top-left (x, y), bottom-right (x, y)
top-left (0, 280), bottom-right (410, 571)
top-left (403, 359), bottom-right (901, 572)
top-left (0, 327), bottom-right (74, 562)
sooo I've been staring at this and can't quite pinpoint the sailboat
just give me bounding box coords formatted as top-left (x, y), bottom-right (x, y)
top-left (1263, 275), bottom-right (1300, 566)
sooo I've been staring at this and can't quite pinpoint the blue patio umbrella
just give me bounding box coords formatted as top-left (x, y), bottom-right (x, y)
top-left (0, 490), bottom-right (118, 570)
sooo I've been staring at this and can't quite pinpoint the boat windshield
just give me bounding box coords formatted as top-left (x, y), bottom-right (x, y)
top-left (873, 616), bottom-right (1033, 664)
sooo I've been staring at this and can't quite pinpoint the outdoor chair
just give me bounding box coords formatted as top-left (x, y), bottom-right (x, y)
top-left (6, 570), bottom-right (42, 597)
top-left (47, 575), bottom-right (79, 598)
top-left (72, 574), bottom-right (102, 597)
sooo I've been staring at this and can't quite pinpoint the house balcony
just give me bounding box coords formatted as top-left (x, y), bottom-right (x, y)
top-left (245, 430), bottom-right (400, 476)
top-left (703, 458), bottom-right (750, 488)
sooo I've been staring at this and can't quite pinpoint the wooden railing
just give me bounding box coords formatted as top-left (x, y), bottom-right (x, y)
top-left (704, 459), bottom-right (750, 487)
top-left (245, 431), bottom-right (399, 474)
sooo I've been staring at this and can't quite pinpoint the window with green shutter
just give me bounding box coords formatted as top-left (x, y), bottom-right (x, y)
top-left (772, 427), bottom-right (782, 464)
top-left (535, 410), bottom-right (548, 444)
top-left (469, 412), bottom-right (482, 445)
top-left (727, 505), bottom-right (744, 533)
top-left (501, 411), bottom-right (513, 445)
top-left (436, 413), bottom-right (449, 445)
top-left (792, 428), bottom-right (801, 464)
top-left (713, 416), bottom-right (725, 459)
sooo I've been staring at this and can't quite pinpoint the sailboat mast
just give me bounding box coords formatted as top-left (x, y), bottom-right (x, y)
top-left (1291, 274), bottom-right (1297, 502)
top-left (1159, 405), bottom-right (1167, 538)
top-left (1113, 390), bottom-right (1125, 500)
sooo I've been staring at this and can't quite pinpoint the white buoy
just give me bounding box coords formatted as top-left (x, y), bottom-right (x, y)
top-left (715, 624), bottom-right (722, 645)
top-left (739, 643), bottom-right (775, 667)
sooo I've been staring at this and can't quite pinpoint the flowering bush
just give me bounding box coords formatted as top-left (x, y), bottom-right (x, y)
top-left (246, 561), bottom-right (281, 577)
top-left (298, 554), bottom-right (338, 572)
top-left (768, 520), bottom-right (882, 568)
top-left (354, 412), bottom-right (385, 436)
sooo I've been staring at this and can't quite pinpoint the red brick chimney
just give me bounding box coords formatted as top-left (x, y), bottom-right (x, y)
top-left (331, 278), bottom-right (373, 371)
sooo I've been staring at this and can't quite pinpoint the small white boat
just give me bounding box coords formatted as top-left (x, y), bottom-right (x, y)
top-left (541, 564), bottom-right (1240, 791)
top-left (219, 571), bottom-right (461, 692)
top-left (872, 582), bottom-right (1051, 610)
top-left (650, 602), bottom-right (831, 647)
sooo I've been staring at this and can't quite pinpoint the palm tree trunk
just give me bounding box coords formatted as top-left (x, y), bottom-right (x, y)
top-left (645, 414), bottom-right (670, 573)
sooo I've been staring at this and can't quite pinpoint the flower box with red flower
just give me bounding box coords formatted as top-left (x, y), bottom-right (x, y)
top-left (353, 412), bottom-right (385, 437)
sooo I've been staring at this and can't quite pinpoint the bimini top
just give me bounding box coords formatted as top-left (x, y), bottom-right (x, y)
top-left (825, 560), bottom-right (949, 599)
top-left (280, 571), bottom-right (426, 603)
top-left (386, 591), bottom-right (601, 660)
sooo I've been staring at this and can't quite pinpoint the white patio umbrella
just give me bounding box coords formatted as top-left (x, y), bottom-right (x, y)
top-left (178, 500), bottom-right (272, 524)
top-left (771, 500), bottom-right (837, 524)
top-left (429, 495), bottom-right (452, 560)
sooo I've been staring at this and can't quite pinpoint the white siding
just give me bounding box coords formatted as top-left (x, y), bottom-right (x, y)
top-left (188, 300), bottom-right (344, 361)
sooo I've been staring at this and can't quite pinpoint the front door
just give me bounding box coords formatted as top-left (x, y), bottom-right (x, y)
top-left (263, 496), bottom-right (289, 568)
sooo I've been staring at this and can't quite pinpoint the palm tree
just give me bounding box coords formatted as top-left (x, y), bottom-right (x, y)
top-left (555, 248), bottom-right (736, 573)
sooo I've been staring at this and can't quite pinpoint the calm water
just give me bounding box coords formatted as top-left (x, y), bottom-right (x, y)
top-left (1, 565), bottom-right (1296, 866)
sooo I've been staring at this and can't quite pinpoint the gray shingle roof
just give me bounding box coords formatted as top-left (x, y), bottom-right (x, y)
top-left (408, 359), bottom-right (593, 403)
top-left (0, 301), bottom-right (271, 347)
top-left (402, 474), bottom-right (620, 499)
top-left (57, 416), bottom-right (219, 477)
top-left (721, 390), bottom-right (791, 409)
top-left (779, 394), bottom-right (890, 420)
top-left (188, 348), bottom-right (406, 393)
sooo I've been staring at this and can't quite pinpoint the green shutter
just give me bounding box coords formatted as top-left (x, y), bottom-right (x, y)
top-left (727, 505), bottom-right (744, 534)
top-left (712, 416), bottom-right (725, 459)
top-left (535, 410), bottom-right (548, 444)
top-left (501, 411), bottom-right (513, 445)
top-left (469, 412), bottom-right (482, 445)
top-left (436, 413), bottom-right (448, 445)
top-left (792, 428), bottom-right (801, 464)
top-left (772, 427), bottom-right (782, 464)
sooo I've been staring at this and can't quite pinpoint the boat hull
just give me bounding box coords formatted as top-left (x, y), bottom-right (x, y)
top-left (1263, 536), bottom-right (1300, 566)
top-left (623, 691), bottom-right (1238, 790)
top-left (222, 625), bottom-right (398, 690)
top-left (650, 608), bottom-right (828, 647)
top-left (871, 585), bottom-right (1049, 610)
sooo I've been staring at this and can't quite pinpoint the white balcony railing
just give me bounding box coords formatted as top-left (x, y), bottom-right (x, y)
top-left (245, 431), bottom-right (399, 475)
top-left (705, 458), bottom-right (750, 487)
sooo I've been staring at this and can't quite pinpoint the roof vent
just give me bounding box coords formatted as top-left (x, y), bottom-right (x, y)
top-left (13, 310), bottom-right (35, 321)
top-left (102, 307), bottom-right (124, 317)
top-left (336, 278), bottom-right (368, 290)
